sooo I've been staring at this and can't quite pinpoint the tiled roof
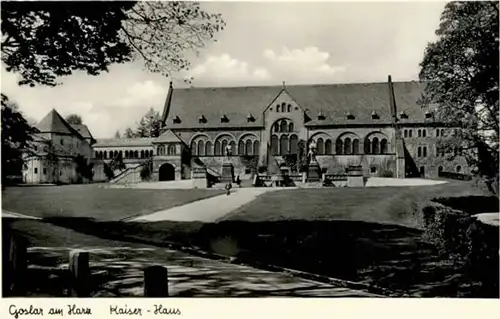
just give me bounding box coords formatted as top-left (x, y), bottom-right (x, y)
top-left (36, 109), bottom-right (86, 140)
top-left (94, 137), bottom-right (155, 148)
top-left (162, 81), bottom-right (429, 128)
top-left (154, 129), bottom-right (183, 144)
top-left (70, 124), bottom-right (95, 143)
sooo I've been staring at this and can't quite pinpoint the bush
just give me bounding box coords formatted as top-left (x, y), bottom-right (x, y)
top-left (140, 162), bottom-right (152, 181)
top-left (378, 170), bottom-right (394, 178)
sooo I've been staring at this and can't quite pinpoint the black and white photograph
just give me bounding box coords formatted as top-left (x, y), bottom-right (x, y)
top-left (1, 0), bottom-right (499, 301)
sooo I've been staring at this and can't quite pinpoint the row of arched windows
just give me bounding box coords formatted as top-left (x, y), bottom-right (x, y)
top-left (270, 134), bottom-right (299, 155)
top-left (273, 119), bottom-right (294, 133)
top-left (191, 138), bottom-right (260, 156)
top-left (95, 149), bottom-right (153, 159)
top-left (275, 102), bottom-right (292, 113)
top-left (157, 144), bottom-right (176, 156)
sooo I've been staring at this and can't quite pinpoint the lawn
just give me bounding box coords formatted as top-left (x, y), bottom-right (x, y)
top-left (1, 184), bottom-right (225, 221)
top-left (222, 180), bottom-right (493, 228)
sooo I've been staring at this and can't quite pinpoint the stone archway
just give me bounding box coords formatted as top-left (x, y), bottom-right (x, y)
top-left (159, 163), bottom-right (176, 181)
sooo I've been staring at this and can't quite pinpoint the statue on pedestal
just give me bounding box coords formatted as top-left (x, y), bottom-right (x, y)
top-left (308, 139), bottom-right (317, 163)
top-left (224, 145), bottom-right (232, 162)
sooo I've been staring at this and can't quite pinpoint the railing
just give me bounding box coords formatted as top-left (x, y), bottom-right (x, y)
top-left (324, 174), bottom-right (348, 181)
top-left (438, 171), bottom-right (473, 181)
top-left (109, 163), bottom-right (145, 184)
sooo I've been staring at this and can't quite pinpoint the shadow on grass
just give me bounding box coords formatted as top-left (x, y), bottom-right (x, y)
top-left (33, 216), bottom-right (498, 297)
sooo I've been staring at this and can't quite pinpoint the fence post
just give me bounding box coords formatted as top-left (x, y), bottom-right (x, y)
top-left (69, 250), bottom-right (90, 297)
top-left (6, 234), bottom-right (28, 295)
top-left (144, 266), bottom-right (169, 297)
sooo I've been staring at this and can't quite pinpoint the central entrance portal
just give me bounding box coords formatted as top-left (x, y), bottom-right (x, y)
top-left (159, 163), bottom-right (176, 181)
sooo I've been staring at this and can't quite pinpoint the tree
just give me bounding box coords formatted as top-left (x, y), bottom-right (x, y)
top-left (65, 114), bottom-right (83, 125)
top-left (135, 107), bottom-right (162, 137)
top-left (1, 1), bottom-right (225, 87)
top-left (114, 130), bottom-right (121, 139)
top-left (1, 94), bottom-right (37, 184)
top-left (123, 127), bottom-right (135, 138)
top-left (418, 1), bottom-right (499, 192)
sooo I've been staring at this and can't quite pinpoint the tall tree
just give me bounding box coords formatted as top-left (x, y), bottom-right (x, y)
top-left (1, 1), bottom-right (225, 87)
top-left (65, 114), bottom-right (83, 125)
top-left (135, 107), bottom-right (162, 138)
top-left (123, 127), bottom-right (135, 138)
top-left (1, 94), bottom-right (37, 184)
top-left (418, 1), bottom-right (499, 191)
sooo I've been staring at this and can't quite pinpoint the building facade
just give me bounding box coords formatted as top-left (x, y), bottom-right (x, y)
top-left (23, 109), bottom-right (95, 184)
top-left (91, 77), bottom-right (470, 182)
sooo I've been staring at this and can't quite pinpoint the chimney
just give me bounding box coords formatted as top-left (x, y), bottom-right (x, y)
top-left (387, 75), bottom-right (398, 123)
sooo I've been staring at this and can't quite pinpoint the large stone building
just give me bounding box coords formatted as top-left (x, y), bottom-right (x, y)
top-left (23, 109), bottom-right (95, 184)
top-left (93, 76), bottom-right (470, 183)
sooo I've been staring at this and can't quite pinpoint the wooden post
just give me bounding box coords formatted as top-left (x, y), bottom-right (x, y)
top-left (69, 250), bottom-right (90, 297)
top-left (5, 234), bottom-right (28, 295)
top-left (144, 266), bottom-right (169, 297)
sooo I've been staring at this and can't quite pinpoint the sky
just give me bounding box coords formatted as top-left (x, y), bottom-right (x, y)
top-left (0, 0), bottom-right (447, 139)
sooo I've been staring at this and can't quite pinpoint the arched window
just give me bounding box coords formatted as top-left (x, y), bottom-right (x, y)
top-left (197, 140), bottom-right (205, 156)
top-left (140, 150), bottom-right (144, 158)
top-left (422, 129), bottom-right (427, 137)
top-left (280, 120), bottom-right (287, 133)
top-left (168, 145), bottom-right (176, 155)
top-left (214, 141), bottom-right (221, 156)
top-left (280, 135), bottom-right (289, 155)
top-left (456, 165), bottom-right (462, 173)
top-left (418, 129), bottom-right (421, 138)
top-left (252, 141), bottom-right (259, 155)
top-left (423, 146), bottom-right (427, 157)
top-left (409, 130), bottom-right (413, 138)
top-left (417, 146), bottom-right (422, 157)
top-left (352, 139), bottom-right (359, 154)
top-left (271, 135), bottom-right (279, 155)
top-left (436, 129), bottom-right (440, 137)
top-left (191, 141), bottom-right (197, 155)
top-left (364, 139), bottom-right (371, 154)
top-left (317, 138), bottom-right (324, 155)
top-left (287, 104), bottom-right (292, 112)
top-left (372, 137), bottom-right (379, 154)
top-left (380, 139), bottom-right (388, 154)
top-left (238, 140), bottom-right (245, 155)
top-left (404, 130), bottom-right (408, 138)
top-left (336, 138), bottom-right (343, 155)
top-left (441, 129), bottom-right (445, 136)
top-left (245, 139), bottom-right (253, 155)
top-left (205, 141), bottom-right (212, 156)
top-left (325, 139), bottom-right (332, 155)
top-left (221, 140), bottom-right (228, 155)
top-left (150, 150), bottom-right (154, 157)
top-left (276, 104), bottom-right (280, 112)
top-left (290, 135), bottom-right (298, 154)
top-left (274, 122), bottom-right (280, 132)
top-left (134, 150), bottom-right (139, 158)
top-left (288, 122), bottom-right (294, 132)
top-left (230, 141), bottom-right (236, 156)
top-left (125, 150), bottom-right (129, 158)
top-left (438, 166), bottom-right (443, 174)
top-left (344, 138), bottom-right (352, 155)
top-left (282, 103), bottom-right (286, 111)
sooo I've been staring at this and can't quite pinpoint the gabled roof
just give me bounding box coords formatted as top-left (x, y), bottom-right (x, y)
top-left (154, 129), bottom-right (183, 144)
top-left (70, 124), bottom-right (96, 144)
top-left (36, 109), bottom-right (85, 140)
top-left (94, 137), bottom-right (155, 148)
top-left (162, 81), bottom-right (430, 129)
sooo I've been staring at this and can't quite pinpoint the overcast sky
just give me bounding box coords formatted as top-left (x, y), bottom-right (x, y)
top-left (1, 1), bottom-right (447, 138)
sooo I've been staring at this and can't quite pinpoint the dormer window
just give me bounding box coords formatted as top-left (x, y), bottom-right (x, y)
top-left (371, 111), bottom-right (380, 120)
top-left (317, 110), bottom-right (325, 121)
top-left (220, 114), bottom-right (229, 123)
top-left (247, 113), bottom-right (255, 122)
top-left (425, 111), bottom-right (432, 119)
top-left (198, 115), bottom-right (207, 124)
top-left (400, 111), bottom-right (408, 119)
top-left (173, 116), bottom-right (181, 124)
top-left (346, 112), bottom-right (355, 120)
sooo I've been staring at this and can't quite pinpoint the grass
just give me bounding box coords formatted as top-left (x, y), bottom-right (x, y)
top-left (2, 184), bottom-right (225, 221)
top-left (222, 180), bottom-right (492, 228)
